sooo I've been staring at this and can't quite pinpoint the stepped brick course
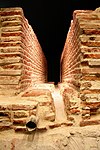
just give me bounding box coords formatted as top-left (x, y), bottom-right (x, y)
top-left (0, 92), bottom-right (55, 132)
top-left (1, 6), bottom-right (100, 150)
top-left (61, 8), bottom-right (100, 126)
top-left (0, 7), bottom-right (55, 133)
top-left (0, 6), bottom-right (100, 137)
top-left (0, 7), bottom-right (47, 96)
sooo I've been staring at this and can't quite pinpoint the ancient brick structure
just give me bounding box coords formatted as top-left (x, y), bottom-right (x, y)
top-left (0, 7), bottom-right (100, 150)
top-left (0, 7), bottom-right (55, 133)
top-left (0, 7), bottom-right (47, 96)
top-left (61, 8), bottom-right (100, 127)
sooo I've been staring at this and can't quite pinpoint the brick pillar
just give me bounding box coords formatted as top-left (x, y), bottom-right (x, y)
top-left (0, 7), bottom-right (47, 96)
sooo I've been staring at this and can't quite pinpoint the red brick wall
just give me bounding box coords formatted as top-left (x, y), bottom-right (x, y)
top-left (77, 8), bottom-right (100, 126)
top-left (60, 17), bottom-right (81, 88)
top-left (0, 7), bottom-right (47, 96)
top-left (61, 8), bottom-right (100, 126)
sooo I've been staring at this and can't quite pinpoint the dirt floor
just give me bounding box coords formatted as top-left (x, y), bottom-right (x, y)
top-left (0, 125), bottom-right (100, 150)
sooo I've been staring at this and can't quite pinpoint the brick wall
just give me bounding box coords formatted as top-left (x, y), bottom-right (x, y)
top-left (0, 7), bottom-right (47, 96)
top-left (77, 8), bottom-right (100, 126)
top-left (61, 8), bottom-right (100, 126)
top-left (60, 18), bottom-right (81, 87)
top-left (1, 6), bottom-right (100, 129)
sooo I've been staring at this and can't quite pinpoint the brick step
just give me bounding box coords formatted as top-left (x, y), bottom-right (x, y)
top-left (80, 35), bottom-right (100, 46)
top-left (81, 46), bottom-right (100, 53)
top-left (81, 68), bottom-right (100, 74)
top-left (1, 15), bottom-right (22, 22)
top-left (0, 57), bottom-right (22, 64)
top-left (0, 46), bottom-right (22, 53)
top-left (1, 36), bottom-right (21, 42)
top-left (81, 75), bottom-right (100, 81)
top-left (82, 28), bottom-right (100, 35)
top-left (0, 76), bottom-right (21, 84)
top-left (0, 70), bottom-right (21, 76)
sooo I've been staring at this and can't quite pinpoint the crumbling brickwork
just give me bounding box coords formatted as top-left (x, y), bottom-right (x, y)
top-left (0, 8), bottom-right (55, 133)
top-left (61, 8), bottom-right (100, 126)
top-left (0, 90), bottom-right (55, 132)
top-left (1, 7), bottom-right (100, 149)
top-left (0, 7), bottom-right (47, 96)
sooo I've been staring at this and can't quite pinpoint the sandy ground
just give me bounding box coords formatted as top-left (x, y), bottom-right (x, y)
top-left (0, 125), bottom-right (100, 150)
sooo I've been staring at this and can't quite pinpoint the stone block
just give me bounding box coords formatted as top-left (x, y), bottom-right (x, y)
top-left (1, 15), bottom-right (22, 22)
top-left (0, 46), bottom-right (22, 53)
top-left (0, 63), bottom-right (22, 70)
top-left (80, 22), bottom-right (100, 30)
top-left (81, 46), bottom-right (100, 53)
top-left (0, 41), bottom-right (21, 47)
top-left (13, 126), bottom-right (27, 132)
top-left (0, 70), bottom-right (21, 76)
top-left (0, 57), bottom-right (22, 64)
top-left (0, 85), bottom-right (21, 96)
top-left (0, 111), bottom-right (11, 121)
top-left (13, 111), bottom-right (28, 118)
top-left (70, 108), bottom-right (80, 115)
top-left (1, 26), bottom-right (22, 33)
top-left (80, 119), bottom-right (100, 126)
top-left (80, 89), bottom-right (100, 94)
top-left (82, 28), bottom-right (100, 35)
top-left (83, 53), bottom-right (100, 59)
top-left (89, 60), bottom-right (100, 66)
top-left (2, 21), bottom-right (22, 27)
top-left (13, 118), bottom-right (26, 126)
top-left (81, 81), bottom-right (100, 90)
top-left (1, 36), bottom-right (21, 42)
top-left (11, 104), bottom-right (37, 111)
top-left (44, 112), bottom-right (55, 121)
top-left (81, 75), bottom-right (100, 81)
top-left (0, 76), bottom-right (21, 84)
top-left (0, 121), bottom-right (12, 130)
top-left (81, 68), bottom-right (100, 74)
top-left (22, 89), bottom-right (51, 97)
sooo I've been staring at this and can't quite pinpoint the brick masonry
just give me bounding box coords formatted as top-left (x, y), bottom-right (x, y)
top-left (0, 7), bottom-right (47, 96)
top-left (0, 7), bottom-right (56, 133)
top-left (0, 6), bottom-right (100, 140)
top-left (61, 8), bottom-right (100, 127)
top-left (0, 92), bottom-right (55, 132)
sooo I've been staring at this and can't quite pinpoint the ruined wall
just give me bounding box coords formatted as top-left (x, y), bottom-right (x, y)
top-left (61, 8), bottom-right (100, 127)
top-left (0, 7), bottom-right (47, 96)
top-left (1, 6), bottom-right (100, 150)
top-left (0, 7), bottom-right (56, 134)
top-left (77, 8), bottom-right (100, 126)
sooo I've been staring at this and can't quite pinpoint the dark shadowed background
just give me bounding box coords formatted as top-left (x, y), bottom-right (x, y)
top-left (0, 0), bottom-right (100, 83)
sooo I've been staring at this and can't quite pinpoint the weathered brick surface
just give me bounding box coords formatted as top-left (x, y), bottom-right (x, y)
top-left (61, 19), bottom-right (81, 88)
top-left (0, 7), bottom-right (47, 96)
top-left (1, 7), bottom-right (100, 150)
top-left (79, 8), bottom-right (100, 125)
top-left (61, 8), bottom-right (100, 126)
top-left (0, 92), bottom-right (55, 132)
top-left (1, 6), bottom-right (100, 133)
